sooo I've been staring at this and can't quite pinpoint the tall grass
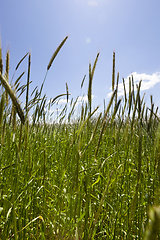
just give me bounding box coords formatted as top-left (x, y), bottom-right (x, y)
top-left (0, 37), bottom-right (160, 239)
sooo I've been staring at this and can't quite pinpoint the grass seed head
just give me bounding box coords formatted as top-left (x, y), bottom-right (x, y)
top-left (0, 74), bottom-right (25, 124)
top-left (47, 36), bottom-right (68, 71)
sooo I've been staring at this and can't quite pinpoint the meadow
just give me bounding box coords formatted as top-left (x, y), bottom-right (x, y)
top-left (0, 36), bottom-right (160, 239)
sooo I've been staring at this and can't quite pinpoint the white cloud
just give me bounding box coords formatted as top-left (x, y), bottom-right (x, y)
top-left (77, 95), bottom-right (88, 103)
top-left (107, 72), bottom-right (160, 98)
top-left (47, 98), bottom-right (71, 105)
top-left (57, 98), bottom-right (71, 105)
top-left (54, 95), bottom-right (94, 108)
top-left (44, 108), bottom-right (60, 114)
top-left (76, 95), bottom-right (94, 105)
top-left (88, 1), bottom-right (98, 6)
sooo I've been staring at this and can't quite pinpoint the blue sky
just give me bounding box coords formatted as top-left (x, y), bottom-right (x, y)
top-left (1, 0), bottom-right (160, 116)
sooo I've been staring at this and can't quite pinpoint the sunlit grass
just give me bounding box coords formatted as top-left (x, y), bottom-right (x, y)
top-left (0, 36), bottom-right (160, 239)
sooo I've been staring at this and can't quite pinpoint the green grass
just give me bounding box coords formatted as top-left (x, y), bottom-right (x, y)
top-left (0, 36), bottom-right (160, 239)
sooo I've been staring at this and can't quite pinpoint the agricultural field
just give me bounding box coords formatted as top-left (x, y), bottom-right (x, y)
top-left (0, 37), bottom-right (160, 239)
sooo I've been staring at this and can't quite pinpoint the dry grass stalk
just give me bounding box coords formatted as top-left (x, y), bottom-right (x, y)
top-left (16, 52), bottom-right (29, 70)
top-left (0, 38), bottom-right (3, 74)
top-left (66, 82), bottom-right (69, 103)
top-left (0, 73), bottom-right (25, 124)
top-left (25, 53), bottom-right (31, 116)
top-left (112, 52), bottom-right (115, 91)
top-left (88, 53), bottom-right (100, 114)
top-left (115, 72), bottom-right (119, 106)
top-left (51, 93), bottom-right (69, 105)
top-left (88, 63), bottom-right (92, 114)
top-left (112, 98), bottom-right (122, 123)
top-left (0, 92), bottom-right (5, 129)
top-left (122, 78), bottom-right (127, 104)
top-left (5, 50), bottom-right (10, 105)
top-left (128, 77), bottom-right (132, 116)
top-left (131, 80), bottom-right (142, 130)
top-left (80, 104), bottom-right (84, 122)
top-left (81, 75), bottom-right (86, 89)
top-left (138, 92), bottom-right (141, 119)
top-left (77, 105), bottom-right (99, 139)
top-left (128, 91), bottom-right (133, 117)
top-left (68, 96), bottom-right (79, 122)
top-left (141, 102), bottom-right (145, 119)
top-left (91, 52), bottom-right (100, 80)
top-left (122, 78), bottom-right (127, 115)
top-left (5, 50), bottom-right (9, 77)
top-left (132, 75), bottom-right (135, 103)
top-left (12, 104), bottom-right (17, 131)
top-left (59, 104), bottom-right (67, 118)
top-left (148, 103), bottom-right (154, 132)
top-left (104, 88), bottom-right (117, 119)
top-left (15, 72), bottom-right (25, 92)
top-left (25, 118), bottom-right (29, 149)
top-left (11, 52), bottom-right (29, 82)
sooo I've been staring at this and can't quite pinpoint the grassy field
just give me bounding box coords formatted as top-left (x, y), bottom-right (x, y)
top-left (0, 37), bottom-right (160, 239)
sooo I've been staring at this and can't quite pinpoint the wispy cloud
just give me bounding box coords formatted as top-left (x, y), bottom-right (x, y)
top-left (49, 95), bottom-right (94, 108)
top-left (77, 95), bottom-right (88, 103)
top-left (107, 72), bottom-right (160, 98)
top-left (88, 1), bottom-right (98, 7)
